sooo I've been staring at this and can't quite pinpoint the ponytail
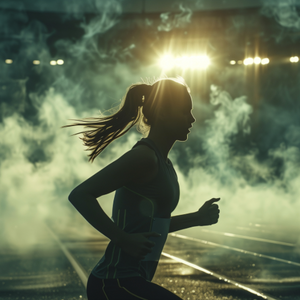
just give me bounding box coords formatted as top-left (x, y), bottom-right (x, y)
top-left (62, 83), bottom-right (152, 162)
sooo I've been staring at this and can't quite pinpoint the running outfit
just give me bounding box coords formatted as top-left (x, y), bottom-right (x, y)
top-left (87, 137), bottom-right (181, 299)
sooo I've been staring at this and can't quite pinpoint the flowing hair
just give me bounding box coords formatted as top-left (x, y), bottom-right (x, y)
top-left (62, 77), bottom-right (189, 162)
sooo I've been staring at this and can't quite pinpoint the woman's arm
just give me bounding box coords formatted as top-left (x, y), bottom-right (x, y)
top-left (68, 145), bottom-right (160, 259)
top-left (169, 198), bottom-right (220, 233)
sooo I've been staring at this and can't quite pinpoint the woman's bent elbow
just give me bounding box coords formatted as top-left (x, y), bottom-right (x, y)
top-left (68, 189), bottom-right (79, 203)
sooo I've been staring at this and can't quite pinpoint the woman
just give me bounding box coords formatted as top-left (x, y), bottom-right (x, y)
top-left (64, 78), bottom-right (220, 299)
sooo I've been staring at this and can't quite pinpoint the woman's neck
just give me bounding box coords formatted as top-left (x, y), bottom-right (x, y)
top-left (147, 129), bottom-right (175, 162)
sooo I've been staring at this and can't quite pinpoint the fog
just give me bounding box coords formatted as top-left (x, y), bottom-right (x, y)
top-left (0, 0), bottom-right (299, 253)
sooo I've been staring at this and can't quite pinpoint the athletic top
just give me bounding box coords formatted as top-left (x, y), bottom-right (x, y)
top-left (91, 137), bottom-right (180, 281)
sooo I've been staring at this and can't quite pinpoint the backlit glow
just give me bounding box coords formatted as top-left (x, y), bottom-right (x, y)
top-left (5, 59), bottom-right (13, 64)
top-left (230, 60), bottom-right (236, 65)
top-left (243, 58), bottom-right (254, 65)
top-left (160, 54), bottom-right (210, 69)
top-left (244, 57), bottom-right (269, 65)
top-left (33, 60), bottom-right (40, 65)
top-left (50, 60), bottom-right (57, 65)
top-left (261, 58), bottom-right (270, 65)
top-left (57, 59), bottom-right (64, 65)
top-left (290, 56), bottom-right (299, 63)
top-left (254, 57), bottom-right (261, 64)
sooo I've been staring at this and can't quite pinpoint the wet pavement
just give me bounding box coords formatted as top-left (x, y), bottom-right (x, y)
top-left (0, 218), bottom-right (299, 300)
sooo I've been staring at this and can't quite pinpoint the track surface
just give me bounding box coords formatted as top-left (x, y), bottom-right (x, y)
top-left (0, 218), bottom-right (299, 300)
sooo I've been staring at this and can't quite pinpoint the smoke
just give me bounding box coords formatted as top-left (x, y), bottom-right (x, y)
top-left (158, 4), bottom-right (192, 31)
top-left (261, 0), bottom-right (300, 29)
top-left (0, 0), bottom-right (300, 257)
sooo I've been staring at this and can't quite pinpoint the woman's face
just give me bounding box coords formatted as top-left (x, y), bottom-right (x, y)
top-left (162, 87), bottom-right (196, 141)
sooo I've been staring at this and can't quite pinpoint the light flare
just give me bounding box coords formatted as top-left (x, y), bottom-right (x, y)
top-left (160, 54), bottom-right (210, 70)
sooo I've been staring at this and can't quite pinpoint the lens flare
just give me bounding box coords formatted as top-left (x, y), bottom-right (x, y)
top-left (261, 58), bottom-right (270, 65)
top-left (290, 56), bottom-right (299, 63)
top-left (160, 55), bottom-right (175, 69)
top-left (160, 55), bottom-right (210, 69)
top-left (254, 57), bottom-right (261, 64)
top-left (243, 58), bottom-right (254, 65)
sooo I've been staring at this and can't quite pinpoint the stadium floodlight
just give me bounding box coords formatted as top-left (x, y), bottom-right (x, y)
top-left (5, 59), bottom-right (13, 64)
top-left (243, 58), bottom-right (254, 65)
top-left (290, 56), bottom-right (299, 63)
top-left (33, 60), bottom-right (40, 65)
top-left (50, 60), bottom-right (57, 65)
top-left (230, 60), bottom-right (236, 65)
top-left (160, 55), bottom-right (175, 69)
top-left (261, 58), bottom-right (269, 65)
top-left (57, 59), bottom-right (64, 65)
top-left (160, 54), bottom-right (210, 69)
top-left (254, 57), bottom-right (261, 64)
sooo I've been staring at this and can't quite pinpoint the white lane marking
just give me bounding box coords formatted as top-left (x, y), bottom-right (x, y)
top-left (45, 224), bottom-right (88, 288)
top-left (162, 252), bottom-right (279, 300)
top-left (170, 233), bottom-right (300, 267)
top-left (201, 229), bottom-right (295, 247)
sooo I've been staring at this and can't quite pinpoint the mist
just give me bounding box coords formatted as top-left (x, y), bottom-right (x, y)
top-left (0, 0), bottom-right (299, 257)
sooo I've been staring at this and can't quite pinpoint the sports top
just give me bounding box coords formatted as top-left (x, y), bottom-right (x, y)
top-left (91, 137), bottom-right (180, 281)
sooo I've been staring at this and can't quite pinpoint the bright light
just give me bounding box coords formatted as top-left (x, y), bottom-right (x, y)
top-left (50, 60), bottom-right (57, 65)
top-left (160, 55), bottom-right (175, 69)
top-left (160, 54), bottom-right (210, 69)
top-left (243, 58), bottom-right (254, 65)
top-left (57, 59), bottom-right (64, 65)
top-left (230, 60), bottom-right (236, 65)
top-left (254, 57), bottom-right (261, 64)
top-left (5, 59), bottom-right (13, 64)
top-left (290, 56), bottom-right (299, 63)
top-left (33, 60), bottom-right (40, 65)
top-left (261, 58), bottom-right (269, 65)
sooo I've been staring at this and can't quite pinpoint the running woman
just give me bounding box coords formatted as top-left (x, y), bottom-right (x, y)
top-left (64, 78), bottom-right (220, 299)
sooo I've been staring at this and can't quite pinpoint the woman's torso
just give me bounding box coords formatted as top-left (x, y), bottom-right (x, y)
top-left (91, 137), bottom-right (180, 281)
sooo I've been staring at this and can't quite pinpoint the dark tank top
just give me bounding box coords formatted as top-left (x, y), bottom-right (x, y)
top-left (91, 137), bottom-right (180, 281)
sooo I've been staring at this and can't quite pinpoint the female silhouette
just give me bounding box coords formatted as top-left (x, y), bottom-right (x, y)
top-left (64, 78), bottom-right (220, 299)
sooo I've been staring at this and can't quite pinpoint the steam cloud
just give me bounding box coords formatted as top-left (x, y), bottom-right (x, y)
top-left (0, 0), bottom-right (299, 256)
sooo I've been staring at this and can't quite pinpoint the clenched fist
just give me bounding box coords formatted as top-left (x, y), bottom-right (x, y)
top-left (196, 198), bottom-right (220, 226)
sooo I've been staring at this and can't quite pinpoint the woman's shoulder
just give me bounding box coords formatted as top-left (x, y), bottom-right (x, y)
top-left (130, 143), bottom-right (158, 167)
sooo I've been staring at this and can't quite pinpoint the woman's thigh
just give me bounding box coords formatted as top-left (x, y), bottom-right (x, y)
top-left (87, 273), bottom-right (182, 300)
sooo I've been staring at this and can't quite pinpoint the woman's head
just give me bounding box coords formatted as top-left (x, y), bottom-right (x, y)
top-left (142, 78), bottom-right (195, 141)
top-left (62, 77), bottom-right (195, 162)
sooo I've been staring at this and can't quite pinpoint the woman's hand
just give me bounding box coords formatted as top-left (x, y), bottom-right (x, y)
top-left (116, 232), bottom-right (161, 260)
top-left (196, 198), bottom-right (220, 226)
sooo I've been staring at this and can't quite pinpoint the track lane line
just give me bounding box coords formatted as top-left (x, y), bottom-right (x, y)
top-left (162, 252), bottom-right (279, 300)
top-left (170, 233), bottom-right (300, 267)
top-left (201, 229), bottom-right (295, 247)
top-left (45, 223), bottom-right (88, 288)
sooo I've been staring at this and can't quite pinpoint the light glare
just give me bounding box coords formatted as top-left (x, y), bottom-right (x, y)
top-left (244, 58), bottom-right (254, 65)
top-left (57, 59), bottom-right (64, 65)
top-left (290, 56), bottom-right (299, 63)
top-left (254, 57), bottom-right (261, 64)
top-left (230, 60), bottom-right (236, 65)
top-left (5, 59), bottom-right (13, 64)
top-left (261, 58), bottom-right (270, 65)
top-left (160, 54), bottom-right (210, 70)
top-left (160, 55), bottom-right (175, 69)
top-left (50, 60), bottom-right (57, 65)
top-left (33, 60), bottom-right (40, 65)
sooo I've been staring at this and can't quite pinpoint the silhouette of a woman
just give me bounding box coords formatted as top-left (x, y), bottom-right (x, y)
top-left (64, 78), bottom-right (220, 299)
